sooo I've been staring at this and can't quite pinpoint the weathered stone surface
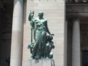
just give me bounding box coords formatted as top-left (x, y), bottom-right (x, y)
top-left (22, 59), bottom-right (55, 66)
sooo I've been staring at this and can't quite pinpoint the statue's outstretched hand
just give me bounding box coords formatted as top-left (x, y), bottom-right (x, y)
top-left (50, 34), bottom-right (54, 36)
top-left (30, 11), bottom-right (34, 17)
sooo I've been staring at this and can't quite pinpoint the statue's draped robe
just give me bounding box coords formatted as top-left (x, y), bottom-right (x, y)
top-left (31, 18), bottom-right (47, 58)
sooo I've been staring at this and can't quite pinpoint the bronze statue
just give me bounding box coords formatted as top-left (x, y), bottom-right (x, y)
top-left (28, 11), bottom-right (55, 59)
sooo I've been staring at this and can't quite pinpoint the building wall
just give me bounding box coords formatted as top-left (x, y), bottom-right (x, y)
top-left (22, 0), bottom-right (65, 66)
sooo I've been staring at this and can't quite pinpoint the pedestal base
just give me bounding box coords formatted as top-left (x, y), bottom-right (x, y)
top-left (22, 59), bottom-right (55, 66)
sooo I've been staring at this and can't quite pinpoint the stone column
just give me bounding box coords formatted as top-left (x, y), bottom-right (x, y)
top-left (10, 0), bottom-right (23, 66)
top-left (64, 20), bottom-right (67, 66)
top-left (72, 19), bottom-right (81, 66)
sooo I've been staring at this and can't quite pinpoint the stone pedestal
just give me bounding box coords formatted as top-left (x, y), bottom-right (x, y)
top-left (22, 59), bottom-right (55, 66)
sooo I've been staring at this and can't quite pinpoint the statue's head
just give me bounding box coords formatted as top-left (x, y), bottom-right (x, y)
top-left (38, 11), bottom-right (44, 18)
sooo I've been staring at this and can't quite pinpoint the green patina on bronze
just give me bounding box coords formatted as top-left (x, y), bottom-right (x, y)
top-left (28, 11), bottom-right (55, 60)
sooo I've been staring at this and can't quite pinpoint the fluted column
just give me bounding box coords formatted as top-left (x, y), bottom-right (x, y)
top-left (10, 0), bottom-right (23, 66)
top-left (72, 19), bottom-right (81, 66)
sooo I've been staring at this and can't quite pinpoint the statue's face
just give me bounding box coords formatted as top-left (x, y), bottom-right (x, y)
top-left (38, 12), bottom-right (43, 17)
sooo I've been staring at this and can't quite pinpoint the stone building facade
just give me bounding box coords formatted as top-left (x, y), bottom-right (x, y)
top-left (0, 0), bottom-right (88, 66)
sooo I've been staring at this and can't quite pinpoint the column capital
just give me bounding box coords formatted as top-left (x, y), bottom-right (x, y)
top-left (73, 19), bottom-right (80, 22)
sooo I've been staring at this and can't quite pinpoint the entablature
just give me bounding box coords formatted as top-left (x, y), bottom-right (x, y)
top-left (66, 0), bottom-right (88, 4)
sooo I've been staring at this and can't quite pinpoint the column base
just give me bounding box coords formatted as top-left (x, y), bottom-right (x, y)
top-left (22, 59), bottom-right (55, 66)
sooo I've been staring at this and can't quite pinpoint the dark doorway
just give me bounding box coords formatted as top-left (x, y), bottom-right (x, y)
top-left (82, 51), bottom-right (88, 66)
top-left (0, 0), bottom-right (13, 66)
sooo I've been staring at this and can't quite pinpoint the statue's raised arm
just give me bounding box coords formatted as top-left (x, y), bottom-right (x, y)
top-left (28, 11), bottom-right (35, 29)
top-left (28, 11), bottom-right (35, 46)
top-left (28, 11), bottom-right (34, 21)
